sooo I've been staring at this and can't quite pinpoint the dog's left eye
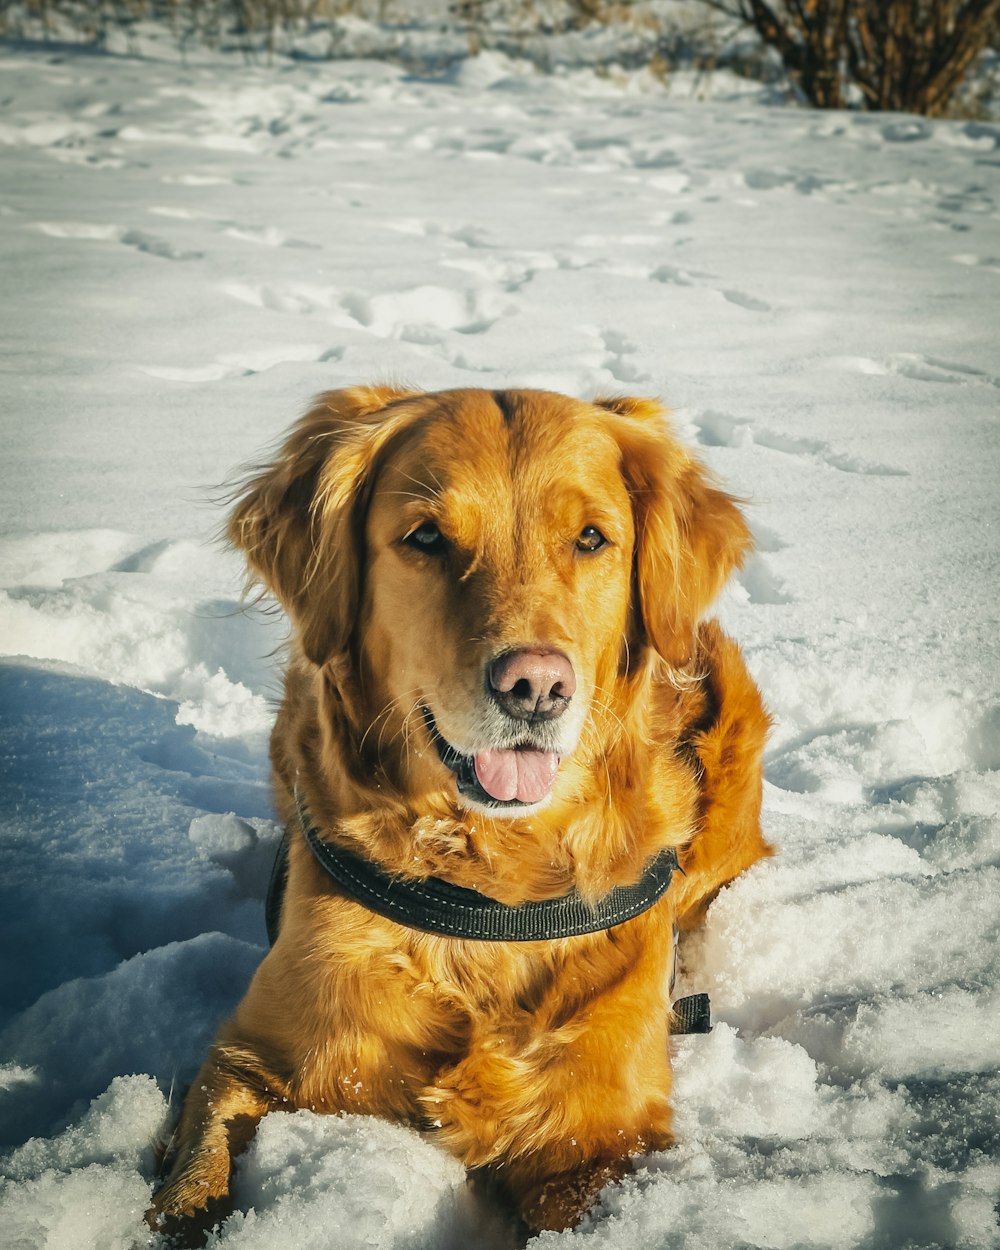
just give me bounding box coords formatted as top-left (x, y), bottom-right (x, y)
top-left (404, 522), bottom-right (448, 556)
top-left (576, 526), bottom-right (608, 553)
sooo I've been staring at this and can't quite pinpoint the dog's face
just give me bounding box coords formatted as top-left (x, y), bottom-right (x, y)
top-left (230, 386), bottom-right (750, 818)
top-left (362, 390), bottom-right (635, 815)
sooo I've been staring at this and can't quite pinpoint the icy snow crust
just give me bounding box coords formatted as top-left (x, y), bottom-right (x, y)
top-left (1, 36), bottom-right (999, 1250)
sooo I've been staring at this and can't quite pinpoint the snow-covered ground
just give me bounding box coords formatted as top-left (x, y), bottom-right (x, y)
top-left (1, 30), bottom-right (999, 1250)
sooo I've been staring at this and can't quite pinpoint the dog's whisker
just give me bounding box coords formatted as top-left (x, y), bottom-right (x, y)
top-left (398, 698), bottom-right (427, 770)
top-left (361, 688), bottom-right (425, 770)
top-left (359, 696), bottom-right (406, 756)
top-left (369, 689), bottom-right (423, 763)
top-left (588, 686), bottom-right (629, 743)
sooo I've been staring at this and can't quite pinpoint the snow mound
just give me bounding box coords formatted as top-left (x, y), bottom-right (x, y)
top-left (216, 1111), bottom-right (491, 1249)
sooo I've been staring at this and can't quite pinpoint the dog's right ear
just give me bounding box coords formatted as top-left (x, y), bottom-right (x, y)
top-left (228, 385), bottom-right (419, 665)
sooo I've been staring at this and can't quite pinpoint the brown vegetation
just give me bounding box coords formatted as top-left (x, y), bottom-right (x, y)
top-left (702, 0), bottom-right (1000, 114)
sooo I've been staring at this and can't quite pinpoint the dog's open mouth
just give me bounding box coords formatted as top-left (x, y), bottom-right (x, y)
top-left (422, 708), bottom-right (559, 808)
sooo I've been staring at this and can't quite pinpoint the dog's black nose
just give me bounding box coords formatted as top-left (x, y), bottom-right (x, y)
top-left (489, 649), bottom-right (576, 721)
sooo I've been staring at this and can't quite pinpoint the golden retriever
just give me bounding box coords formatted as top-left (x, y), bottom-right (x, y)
top-left (150, 386), bottom-right (770, 1239)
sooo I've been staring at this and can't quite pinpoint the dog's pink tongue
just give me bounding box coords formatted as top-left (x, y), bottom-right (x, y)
top-left (474, 749), bottom-right (559, 804)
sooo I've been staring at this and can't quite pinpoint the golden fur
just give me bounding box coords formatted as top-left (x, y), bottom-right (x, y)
top-left (149, 386), bottom-right (770, 1239)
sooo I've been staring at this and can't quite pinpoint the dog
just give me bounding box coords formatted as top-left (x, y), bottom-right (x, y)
top-left (149, 386), bottom-right (770, 1239)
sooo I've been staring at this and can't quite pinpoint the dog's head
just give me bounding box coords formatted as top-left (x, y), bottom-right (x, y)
top-left (230, 386), bottom-right (749, 817)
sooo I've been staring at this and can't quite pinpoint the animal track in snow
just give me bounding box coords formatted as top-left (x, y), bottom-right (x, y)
top-left (721, 288), bottom-right (772, 313)
top-left (440, 348), bottom-right (497, 375)
top-left (119, 229), bottom-right (203, 261)
top-left (693, 410), bottom-right (908, 477)
top-left (220, 282), bottom-right (340, 315)
top-left (34, 221), bottom-right (202, 261)
top-left (692, 411), bottom-right (755, 450)
top-left (383, 218), bottom-right (493, 249)
top-left (650, 263), bottom-right (698, 287)
top-left (736, 554), bottom-right (794, 606)
top-left (595, 329), bottom-right (649, 385)
top-left (149, 208), bottom-right (320, 251)
top-left (832, 352), bottom-right (998, 390)
top-left (223, 223), bottom-right (318, 250)
top-left (951, 252), bottom-right (1000, 273)
top-left (161, 173), bottom-right (234, 187)
top-left (338, 285), bottom-right (509, 339)
top-left (750, 523), bottom-right (789, 555)
top-left (649, 262), bottom-right (771, 313)
top-left (138, 343), bottom-right (340, 382)
top-left (888, 353), bottom-right (1000, 389)
top-left (442, 252), bottom-right (558, 294)
top-left (35, 221), bottom-right (120, 241)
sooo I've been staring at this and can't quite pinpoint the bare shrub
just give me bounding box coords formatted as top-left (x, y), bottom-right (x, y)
top-left (702, 0), bottom-right (1000, 114)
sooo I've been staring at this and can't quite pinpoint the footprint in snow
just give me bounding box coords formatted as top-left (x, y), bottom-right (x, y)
top-left (736, 554), bottom-right (794, 606)
top-left (162, 173), bottom-right (234, 187)
top-left (383, 219), bottom-right (493, 249)
top-left (743, 169), bottom-right (793, 191)
top-left (224, 224), bottom-right (319, 249)
top-left (339, 285), bottom-right (506, 339)
top-left (721, 288), bottom-right (772, 313)
top-left (593, 329), bottom-right (649, 386)
top-left (35, 222), bottom-right (119, 241)
top-left (120, 229), bottom-right (204, 261)
top-left (951, 253), bottom-right (1000, 273)
top-left (691, 410), bottom-right (908, 477)
top-left (750, 523), bottom-right (789, 555)
top-left (220, 281), bottom-right (340, 315)
top-left (138, 344), bottom-right (341, 383)
top-left (441, 254), bottom-right (548, 294)
top-left (691, 411), bottom-right (755, 450)
top-left (649, 262), bottom-right (769, 314)
top-left (34, 221), bottom-right (202, 261)
top-left (889, 352), bottom-right (1000, 389)
top-left (650, 263), bottom-right (697, 287)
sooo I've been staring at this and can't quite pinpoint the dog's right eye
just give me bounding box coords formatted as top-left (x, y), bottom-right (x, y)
top-left (576, 526), bottom-right (609, 553)
top-left (403, 522), bottom-right (448, 556)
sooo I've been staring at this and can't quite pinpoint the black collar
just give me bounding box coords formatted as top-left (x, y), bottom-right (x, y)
top-left (269, 794), bottom-right (678, 943)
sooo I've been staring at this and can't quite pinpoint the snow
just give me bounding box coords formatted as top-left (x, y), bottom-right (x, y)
top-left (1, 24), bottom-right (999, 1250)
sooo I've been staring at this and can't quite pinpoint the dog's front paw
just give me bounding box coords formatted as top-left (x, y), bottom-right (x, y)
top-left (421, 1066), bottom-right (498, 1165)
top-left (146, 1179), bottom-right (233, 1247)
top-left (514, 1159), bottom-right (625, 1233)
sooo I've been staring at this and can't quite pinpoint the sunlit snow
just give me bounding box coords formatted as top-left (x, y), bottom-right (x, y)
top-left (1, 25), bottom-right (999, 1250)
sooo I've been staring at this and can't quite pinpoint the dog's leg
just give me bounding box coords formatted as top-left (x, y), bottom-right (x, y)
top-left (503, 1156), bottom-right (630, 1233)
top-left (147, 1043), bottom-right (285, 1244)
top-left (421, 926), bottom-right (673, 1233)
top-left (424, 1029), bottom-right (671, 1233)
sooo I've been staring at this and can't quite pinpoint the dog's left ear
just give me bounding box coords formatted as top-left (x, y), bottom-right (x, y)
top-left (597, 395), bottom-right (751, 669)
